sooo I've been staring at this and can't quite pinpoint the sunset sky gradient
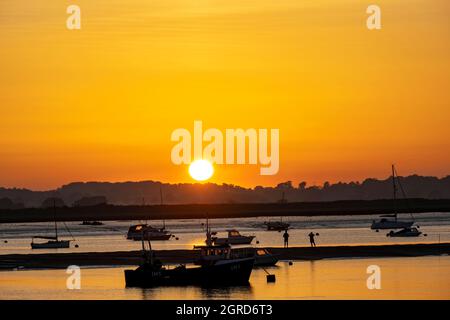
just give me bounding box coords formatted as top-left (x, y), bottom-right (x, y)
top-left (0, 0), bottom-right (449, 190)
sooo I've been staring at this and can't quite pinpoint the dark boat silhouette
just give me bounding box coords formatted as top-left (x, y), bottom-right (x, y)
top-left (211, 229), bottom-right (255, 245)
top-left (126, 223), bottom-right (172, 241)
top-left (124, 220), bottom-right (254, 287)
top-left (31, 199), bottom-right (72, 249)
top-left (387, 227), bottom-right (422, 237)
top-left (80, 221), bottom-right (104, 226)
top-left (264, 219), bottom-right (290, 231)
top-left (371, 165), bottom-right (415, 230)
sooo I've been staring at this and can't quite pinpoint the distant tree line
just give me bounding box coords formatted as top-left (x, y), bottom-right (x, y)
top-left (0, 174), bottom-right (449, 208)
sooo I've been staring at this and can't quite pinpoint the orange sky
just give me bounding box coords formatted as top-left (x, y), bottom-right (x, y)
top-left (0, 0), bottom-right (449, 190)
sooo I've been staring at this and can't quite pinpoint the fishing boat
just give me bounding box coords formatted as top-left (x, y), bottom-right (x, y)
top-left (124, 221), bottom-right (254, 287)
top-left (211, 229), bottom-right (255, 245)
top-left (387, 227), bottom-right (422, 237)
top-left (127, 223), bottom-right (172, 241)
top-left (196, 246), bottom-right (279, 267)
top-left (371, 165), bottom-right (415, 230)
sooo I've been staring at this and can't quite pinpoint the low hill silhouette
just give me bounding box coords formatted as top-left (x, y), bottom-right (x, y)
top-left (0, 174), bottom-right (449, 208)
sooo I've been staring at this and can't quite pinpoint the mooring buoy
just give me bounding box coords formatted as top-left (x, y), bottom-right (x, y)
top-left (266, 274), bottom-right (276, 283)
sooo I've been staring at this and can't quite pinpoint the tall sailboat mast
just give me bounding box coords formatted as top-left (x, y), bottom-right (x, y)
top-left (160, 185), bottom-right (165, 229)
top-left (392, 164), bottom-right (397, 221)
top-left (53, 198), bottom-right (58, 241)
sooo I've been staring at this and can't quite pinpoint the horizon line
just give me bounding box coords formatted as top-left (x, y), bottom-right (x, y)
top-left (1, 172), bottom-right (449, 193)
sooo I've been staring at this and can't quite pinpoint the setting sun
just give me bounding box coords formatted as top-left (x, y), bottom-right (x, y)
top-left (189, 160), bottom-right (214, 182)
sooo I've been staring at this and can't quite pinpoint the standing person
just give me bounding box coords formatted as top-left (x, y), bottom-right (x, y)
top-left (283, 229), bottom-right (290, 248)
top-left (308, 232), bottom-right (316, 247)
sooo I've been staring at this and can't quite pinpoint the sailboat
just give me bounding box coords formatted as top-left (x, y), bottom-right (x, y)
top-left (370, 165), bottom-right (414, 230)
top-left (31, 200), bottom-right (71, 249)
top-left (264, 217), bottom-right (290, 231)
top-left (126, 186), bottom-right (173, 241)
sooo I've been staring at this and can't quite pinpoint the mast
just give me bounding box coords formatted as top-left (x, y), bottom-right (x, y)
top-left (392, 164), bottom-right (397, 221)
top-left (53, 198), bottom-right (58, 241)
top-left (205, 218), bottom-right (212, 246)
top-left (160, 185), bottom-right (165, 229)
top-left (141, 230), bottom-right (153, 264)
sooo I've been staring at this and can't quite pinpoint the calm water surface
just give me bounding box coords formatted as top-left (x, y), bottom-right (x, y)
top-left (1, 213), bottom-right (450, 254)
top-left (0, 256), bottom-right (449, 299)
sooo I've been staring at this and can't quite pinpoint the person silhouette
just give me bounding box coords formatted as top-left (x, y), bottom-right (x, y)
top-left (283, 230), bottom-right (289, 248)
top-left (308, 232), bottom-right (316, 247)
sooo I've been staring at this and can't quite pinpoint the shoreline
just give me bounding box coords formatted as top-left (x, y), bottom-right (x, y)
top-left (1, 199), bottom-right (450, 223)
top-left (1, 242), bottom-right (449, 270)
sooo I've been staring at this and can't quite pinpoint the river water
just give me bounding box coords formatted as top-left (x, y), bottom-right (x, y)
top-left (0, 256), bottom-right (449, 299)
top-left (1, 213), bottom-right (450, 254)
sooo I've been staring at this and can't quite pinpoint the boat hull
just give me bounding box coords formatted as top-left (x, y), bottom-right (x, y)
top-left (254, 254), bottom-right (279, 266)
top-left (31, 240), bottom-right (70, 249)
top-left (371, 221), bottom-right (414, 230)
top-left (265, 223), bottom-right (290, 231)
top-left (212, 236), bottom-right (255, 245)
top-left (125, 257), bottom-right (254, 287)
top-left (387, 230), bottom-right (422, 237)
top-left (130, 234), bottom-right (172, 241)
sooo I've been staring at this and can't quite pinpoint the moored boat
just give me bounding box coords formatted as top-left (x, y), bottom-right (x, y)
top-left (211, 229), bottom-right (255, 245)
top-left (387, 227), bottom-right (422, 237)
top-left (31, 200), bottom-right (73, 249)
top-left (80, 221), bottom-right (103, 226)
top-left (371, 165), bottom-right (415, 230)
top-left (127, 223), bottom-right (172, 241)
top-left (371, 216), bottom-right (414, 230)
top-left (31, 237), bottom-right (70, 249)
top-left (264, 220), bottom-right (290, 231)
top-left (125, 256), bottom-right (254, 287)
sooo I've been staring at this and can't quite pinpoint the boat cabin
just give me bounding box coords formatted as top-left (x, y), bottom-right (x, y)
top-left (194, 244), bottom-right (231, 260)
top-left (227, 230), bottom-right (242, 237)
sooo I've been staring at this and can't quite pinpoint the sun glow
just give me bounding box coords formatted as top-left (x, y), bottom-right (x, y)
top-left (189, 160), bottom-right (214, 182)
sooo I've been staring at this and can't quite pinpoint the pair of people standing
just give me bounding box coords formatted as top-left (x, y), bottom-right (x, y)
top-left (282, 230), bottom-right (317, 248)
